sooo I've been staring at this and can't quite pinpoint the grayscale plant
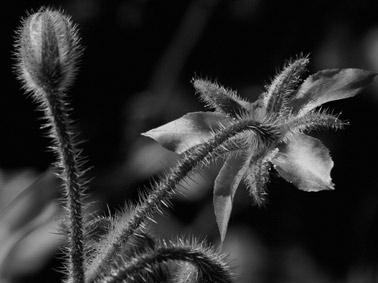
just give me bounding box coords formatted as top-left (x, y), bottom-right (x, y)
top-left (144, 57), bottom-right (376, 243)
top-left (12, 6), bottom-right (376, 283)
top-left (15, 8), bottom-right (85, 283)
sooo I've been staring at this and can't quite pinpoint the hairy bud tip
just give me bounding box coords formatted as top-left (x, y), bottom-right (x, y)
top-left (16, 8), bottom-right (81, 92)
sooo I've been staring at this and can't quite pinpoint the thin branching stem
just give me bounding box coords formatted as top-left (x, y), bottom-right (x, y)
top-left (86, 119), bottom-right (279, 282)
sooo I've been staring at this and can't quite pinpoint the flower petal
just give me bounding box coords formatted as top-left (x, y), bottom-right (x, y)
top-left (272, 134), bottom-right (334, 192)
top-left (291, 69), bottom-right (376, 115)
top-left (193, 79), bottom-right (250, 117)
top-left (213, 153), bottom-right (251, 243)
top-left (142, 111), bottom-right (231, 154)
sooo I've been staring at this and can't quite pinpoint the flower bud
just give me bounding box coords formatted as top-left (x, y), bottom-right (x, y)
top-left (16, 8), bottom-right (81, 92)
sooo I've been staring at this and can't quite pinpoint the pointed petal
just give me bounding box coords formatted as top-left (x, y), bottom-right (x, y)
top-left (272, 134), bottom-right (334, 192)
top-left (213, 153), bottom-right (251, 243)
top-left (291, 69), bottom-right (377, 115)
top-left (193, 79), bottom-right (250, 117)
top-left (142, 112), bottom-right (231, 154)
top-left (213, 196), bottom-right (232, 245)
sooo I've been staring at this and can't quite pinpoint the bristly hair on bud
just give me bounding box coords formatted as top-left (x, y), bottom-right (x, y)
top-left (15, 7), bottom-right (81, 94)
top-left (15, 8), bottom-right (86, 283)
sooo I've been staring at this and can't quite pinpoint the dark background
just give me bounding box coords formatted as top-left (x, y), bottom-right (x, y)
top-left (1, 0), bottom-right (378, 282)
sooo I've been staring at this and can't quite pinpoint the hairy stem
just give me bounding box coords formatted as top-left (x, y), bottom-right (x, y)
top-left (41, 87), bottom-right (85, 283)
top-left (86, 119), bottom-right (278, 281)
top-left (265, 57), bottom-right (309, 116)
top-left (101, 243), bottom-right (232, 283)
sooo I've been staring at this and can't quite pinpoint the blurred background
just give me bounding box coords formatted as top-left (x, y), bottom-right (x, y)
top-left (1, 0), bottom-right (378, 282)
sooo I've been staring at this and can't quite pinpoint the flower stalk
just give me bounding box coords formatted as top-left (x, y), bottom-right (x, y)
top-left (86, 118), bottom-right (279, 281)
top-left (15, 8), bottom-right (85, 283)
top-left (43, 86), bottom-right (85, 283)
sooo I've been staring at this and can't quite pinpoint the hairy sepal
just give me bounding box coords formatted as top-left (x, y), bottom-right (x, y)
top-left (284, 109), bottom-right (347, 134)
top-left (193, 78), bottom-right (250, 117)
top-left (265, 56), bottom-right (309, 117)
top-left (243, 159), bottom-right (271, 206)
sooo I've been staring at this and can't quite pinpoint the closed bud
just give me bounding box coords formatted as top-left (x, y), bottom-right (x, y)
top-left (16, 8), bottom-right (81, 92)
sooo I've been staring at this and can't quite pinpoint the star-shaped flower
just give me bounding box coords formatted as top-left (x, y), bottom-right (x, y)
top-left (143, 57), bottom-right (376, 242)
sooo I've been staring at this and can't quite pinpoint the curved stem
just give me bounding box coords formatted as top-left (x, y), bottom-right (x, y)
top-left (86, 119), bottom-right (278, 282)
top-left (101, 243), bottom-right (232, 283)
top-left (41, 87), bottom-right (85, 283)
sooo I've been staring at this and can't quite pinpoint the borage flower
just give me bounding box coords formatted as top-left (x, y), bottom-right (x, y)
top-left (143, 57), bottom-right (376, 242)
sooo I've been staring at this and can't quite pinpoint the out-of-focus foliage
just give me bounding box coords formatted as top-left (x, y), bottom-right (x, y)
top-left (0, 169), bottom-right (62, 282)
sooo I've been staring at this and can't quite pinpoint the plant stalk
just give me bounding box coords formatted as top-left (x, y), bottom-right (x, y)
top-left (42, 87), bottom-right (85, 283)
top-left (86, 118), bottom-right (278, 281)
